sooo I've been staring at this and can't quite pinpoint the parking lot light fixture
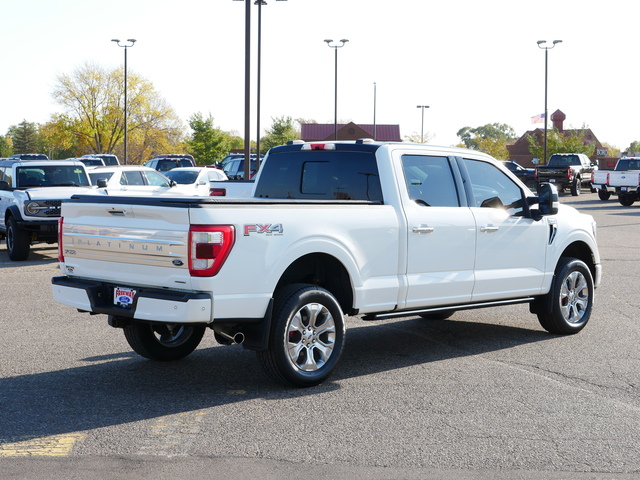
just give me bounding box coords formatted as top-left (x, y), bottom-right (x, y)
top-left (537, 39), bottom-right (562, 164)
top-left (112, 38), bottom-right (136, 165)
top-left (416, 105), bottom-right (429, 143)
top-left (325, 38), bottom-right (349, 140)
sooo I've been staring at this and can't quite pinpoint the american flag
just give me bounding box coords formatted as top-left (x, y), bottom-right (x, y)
top-left (531, 113), bottom-right (545, 124)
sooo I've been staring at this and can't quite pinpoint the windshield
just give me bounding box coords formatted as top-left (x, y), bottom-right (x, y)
top-left (16, 165), bottom-right (90, 188)
top-left (165, 170), bottom-right (199, 184)
top-left (548, 154), bottom-right (581, 166)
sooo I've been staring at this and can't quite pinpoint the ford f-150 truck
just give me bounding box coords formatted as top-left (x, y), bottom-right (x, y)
top-left (535, 153), bottom-right (597, 196)
top-left (591, 157), bottom-right (640, 201)
top-left (51, 141), bottom-right (602, 387)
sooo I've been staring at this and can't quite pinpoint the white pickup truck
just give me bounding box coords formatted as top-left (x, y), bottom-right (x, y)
top-left (603, 157), bottom-right (640, 206)
top-left (51, 141), bottom-right (602, 387)
top-left (591, 157), bottom-right (640, 202)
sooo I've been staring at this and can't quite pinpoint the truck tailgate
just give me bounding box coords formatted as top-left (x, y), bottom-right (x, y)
top-left (59, 198), bottom-right (193, 290)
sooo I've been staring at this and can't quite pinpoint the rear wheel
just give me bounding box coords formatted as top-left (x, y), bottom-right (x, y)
top-left (6, 216), bottom-right (31, 261)
top-left (619, 194), bottom-right (635, 206)
top-left (570, 177), bottom-right (581, 196)
top-left (597, 190), bottom-right (611, 201)
top-left (123, 321), bottom-right (205, 361)
top-left (536, 258), bottom-right (593, 335)
top-left (257, 284), bottom-right (346, 387)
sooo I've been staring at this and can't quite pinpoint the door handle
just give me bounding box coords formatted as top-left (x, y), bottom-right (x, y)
top-left (412, 225), bottom-right (434, 234)
top-left (480, 225), bottom-right (499, 233)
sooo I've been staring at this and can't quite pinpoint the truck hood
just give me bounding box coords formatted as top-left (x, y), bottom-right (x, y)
top-left (24, 186), bottom-right (97, 200)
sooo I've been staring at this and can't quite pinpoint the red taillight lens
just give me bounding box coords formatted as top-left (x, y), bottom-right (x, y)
top-left (58, 217), bottom-right (64, 262)
top-left (188, 225), bottom-right (235, 276)
top-left (534, 168), bottom-right (538, 179)
top-left (606, 173), bottom-right (610, 186)
top-left (209, 188), bottom-right (226, 196)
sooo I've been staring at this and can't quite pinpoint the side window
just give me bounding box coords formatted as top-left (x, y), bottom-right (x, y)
top-left (121, 170), bottom-right (145, 186)
top-left (0, 167), bottom-right (5, 181)
top-left (401, 155), bottom-right (459, 207)
top-left (145, 170), bottom-right (170, 187)
top-left (463, 158), bottom-right (522, 209)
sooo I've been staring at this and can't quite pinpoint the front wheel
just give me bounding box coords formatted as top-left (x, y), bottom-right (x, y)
top-left (6, 216), bottom-right (31, 261)
top-left (123, 321), bottom-right (205, 361)
top-left (257, 284), bottom-right (346, 387)
top-left (536, 258), bottom-right (594, 335)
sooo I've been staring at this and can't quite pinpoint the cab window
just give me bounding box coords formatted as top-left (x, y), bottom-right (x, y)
top-left (401, 155), bottom-right (459, 207)
top-left (463, 158), bottom-right (523, 210)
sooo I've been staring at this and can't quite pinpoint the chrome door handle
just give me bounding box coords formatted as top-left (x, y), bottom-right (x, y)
top-left (412, 225), bottom-right (434, 234)
top-left (480, 225), bottom-right (499, 233)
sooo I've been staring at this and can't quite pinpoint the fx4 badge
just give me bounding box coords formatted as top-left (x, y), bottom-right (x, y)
top-left (243, 224), bottom-right (284, 236)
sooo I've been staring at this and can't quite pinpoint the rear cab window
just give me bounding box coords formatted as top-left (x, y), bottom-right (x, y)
top-left (255, 145), bottom-right (382, 201)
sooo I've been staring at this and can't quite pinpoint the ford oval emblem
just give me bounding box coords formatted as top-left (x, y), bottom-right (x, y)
top-left (172, 259), bottom-right (184, 266)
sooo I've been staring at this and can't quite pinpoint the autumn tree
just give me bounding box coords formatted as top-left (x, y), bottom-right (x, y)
top-left (457, 123), bottom-right (517, 159)
top-left (0, 135), bottom-right (12, 157)
top-left (52, 61), bottom-right (183, 163)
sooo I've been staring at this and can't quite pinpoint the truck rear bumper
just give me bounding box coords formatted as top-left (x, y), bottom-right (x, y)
top-left (51, 276), bottom-right (212, 323)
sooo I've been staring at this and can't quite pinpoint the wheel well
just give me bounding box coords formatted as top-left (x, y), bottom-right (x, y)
top-left (275, 253), bottom-right (354, 315)
top-left (561, 241), bottom-right (597, 279)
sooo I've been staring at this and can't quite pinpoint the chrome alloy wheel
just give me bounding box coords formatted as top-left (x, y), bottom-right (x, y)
top-left (560, 270), bottom-right (590, 324)
top-left (286, 302), bottom-right (337, 372)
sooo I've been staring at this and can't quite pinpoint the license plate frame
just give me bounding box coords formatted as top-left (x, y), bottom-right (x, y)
top-left (114, 287), bottom-right (136, 307)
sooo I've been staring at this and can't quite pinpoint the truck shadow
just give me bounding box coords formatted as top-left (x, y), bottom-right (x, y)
top-left (0, 314), bottom-right (554, 444)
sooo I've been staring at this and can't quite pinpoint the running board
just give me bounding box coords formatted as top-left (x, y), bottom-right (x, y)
top-left (361, 297), bottom-right (535, 321)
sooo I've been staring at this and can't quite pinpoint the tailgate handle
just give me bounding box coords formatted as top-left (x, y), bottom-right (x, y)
top-left (107, 208), bottom-right (127, 216)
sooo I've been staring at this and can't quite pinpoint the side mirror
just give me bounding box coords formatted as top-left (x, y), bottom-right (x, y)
top-left (0, 180), bottom-right (9, 190)
top-left (537, 183), bottom-right (559, 216)
top-left (97, 179), bottom-right (108, 188)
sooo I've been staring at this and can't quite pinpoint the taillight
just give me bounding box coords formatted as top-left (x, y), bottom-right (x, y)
top-left (209, 188), bottom-right (226, 196)
top-left (606, 173), bottom-right (610, 186)
top-left (534, 168), bottom-right (538, 179)
top-left (188, 225), bottom-right (235, 276)
top-left (567, 168), bottom-right (573, 180)
top-left (58, 217), bottom-right (64, 262)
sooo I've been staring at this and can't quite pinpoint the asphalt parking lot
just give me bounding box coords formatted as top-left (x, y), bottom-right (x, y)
top-left (0, 193), bottom-right (638, 480)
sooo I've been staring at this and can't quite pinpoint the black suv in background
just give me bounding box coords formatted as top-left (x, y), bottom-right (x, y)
top-left (145, 154), bottom-right (196, 172)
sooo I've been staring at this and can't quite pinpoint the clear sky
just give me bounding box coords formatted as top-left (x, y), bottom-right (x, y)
top-left (2, 0), bottom-right (637, 151)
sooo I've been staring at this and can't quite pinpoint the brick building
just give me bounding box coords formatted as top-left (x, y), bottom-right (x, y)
top-left (507, 109), bottom-right (611, 168)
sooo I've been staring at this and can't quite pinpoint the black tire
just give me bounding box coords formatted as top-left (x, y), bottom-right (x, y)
top-left (123, 321), bottom-right (205, 361)
top-left (536, 258), bottom-right (594, 335)
top-left (619, 194), bottom-right (635, 207)
top-left (419, 310), bottom-right (455, 320)
top-left (6, 216), bottom-right (31, 261)
top-left (597, 190), bottom-right (611, 201)
top-left (570, 177), bottom-right (581, 196)
top-left (257, 284), bottom-right (346, 387)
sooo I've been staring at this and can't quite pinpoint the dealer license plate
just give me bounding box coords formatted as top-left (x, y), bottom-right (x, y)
top-left (114, 287), bottom-right (136, 307)
top-left (621, 187), bottom-right (628, 192)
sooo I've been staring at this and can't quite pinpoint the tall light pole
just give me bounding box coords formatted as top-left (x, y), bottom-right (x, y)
top-left (324, 38), bottom-right (348, 140)
top-left (112, 38), bottom-right (136, 164)
top-left (373, 82), bottom-right (377, 140)
top-left (416, 105), bottom-right (429, 143)
top-left (537, 39), bottom-right (562, 164)
top-left (255, 0), bottom-right (287, 171)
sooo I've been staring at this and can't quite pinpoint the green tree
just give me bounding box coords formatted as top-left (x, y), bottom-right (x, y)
top-left (8, 120), bottom-right (39, 154)
top-left (457, 123), bottom-right (517, 151)
top-left (0, 135), bottom-right (12, 157)
top-left (404, 131), bottom-right (434, 144)
top-left (52, 61), bottom-right (183, 163)
top-left (526, 127), bottom-right (595, 161)
top-left (260, 116), bottom-right (299, 153)
top-left (185, 113), bottom-right (230, 165)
